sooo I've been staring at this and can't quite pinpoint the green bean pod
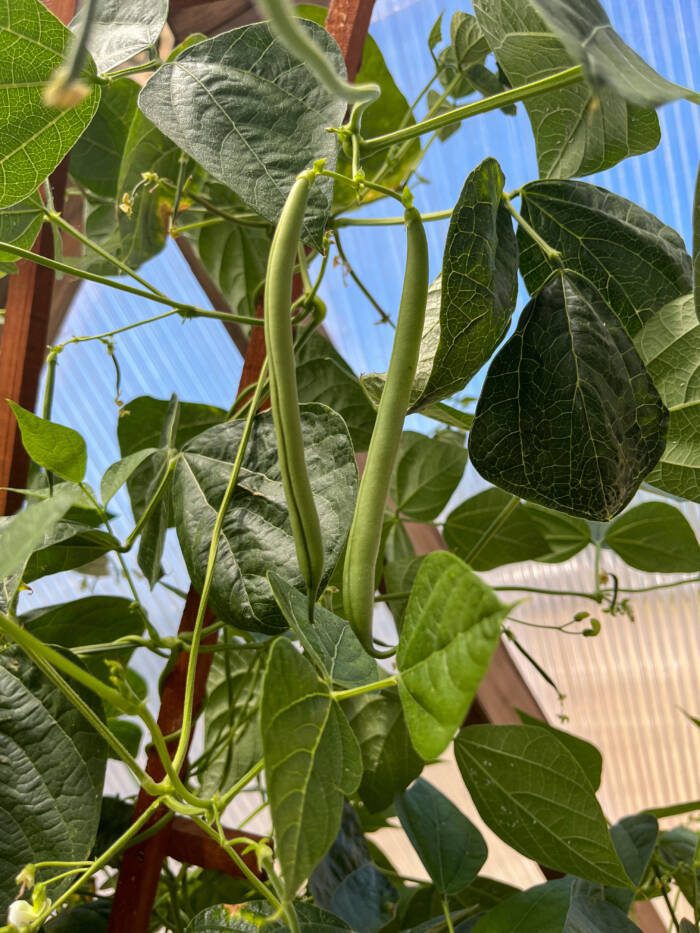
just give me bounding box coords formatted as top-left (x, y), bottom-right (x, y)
top-left (265, 172), bottom-right (324, 617)
top-left (343, 207), bottom-right (429, 656)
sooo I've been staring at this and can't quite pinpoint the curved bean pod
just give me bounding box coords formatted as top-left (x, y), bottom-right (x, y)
top-left (265, 171), bottom-right (324, 618)
top-left (343, 207), bottom-right (429, 656)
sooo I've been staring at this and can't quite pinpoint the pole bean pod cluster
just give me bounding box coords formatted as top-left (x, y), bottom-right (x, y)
top-left (343, 206), bottom-right (429, 656)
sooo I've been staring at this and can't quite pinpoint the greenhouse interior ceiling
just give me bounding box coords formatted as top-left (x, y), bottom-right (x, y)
top-left (0, 0), bottom-right (698, 931)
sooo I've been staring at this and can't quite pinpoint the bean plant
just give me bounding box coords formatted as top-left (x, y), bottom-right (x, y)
top-left (0, 0), bottom-right (699, 930)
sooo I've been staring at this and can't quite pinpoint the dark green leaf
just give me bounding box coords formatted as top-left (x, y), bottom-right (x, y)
top-left (118, 396), bottom-right (225, 519)
top-left (516, 711), bottom-right (602, 791)
top-left (604, 502), bottom-right (700, 573)
top-left (310, 802), bottom-right (398, 933)
top-left (521, 503), bottom-right (591, 563)
top-left (412, 158), bottom-right (518, 408)
top-left (455, 876), bottom-right (521, 915)
top-left (73, 0), bottom-right (168, 74)
top-left (396, 778), bottom-right (487, 894)
top-left (269, 573), bottom-right (377, 688)
top-left (0, 193), bottom-right (44, 274)
top-left (0, 484), bottom-right (81, 579)
top-left (391, 431), bottom-right (467, 522)
top-left (106, 718), bottom-right (141, 758)
top-left (473, 0), bottom-right (659, 179)
top-left (23, 521), bottom-right (120, 584)
top-left (199, 642), bottom-right (266, 797)
top-left (455, 725), bottom-right (631, 886)
top-left (70, 77), bottom-right (139, 198)
top-left (444, 488), bottom-right (548, 570)
top-left (188, 901), bottom-right (349, 932)
top-left (397, 552), bottom-right (509, 760)
top-left (0, 0), bottom-right (100, 210)
top-left (530, 0), bottom-right (699, 108)
top-left (656, 827), bottom-right (700, 917)
top-left (635, 294), bottom-right (700, 501)
top-left (261, 639), bottom-right (362, 898)
top-left (343, 689), bottom-right (422, 813)
top-left (469, 273), bottom-right (668, 520)
top-left (0, 648), bottom-right (106, 912)
top-left (135, 450), bottom-right (173, 587)
top-left (518, 181), bottom-right (692, 337)
top-left (45, 898), bottom-right (111, 931)
top-left (100, 447), bottom-right (159, 506)
top-left (694, 164), bottom-right (700, 322)
top-left (173, 405), bottom-right (356, 633)
top-left (564, 895), bottom-right (640, 932)
top-left (138, 20), bottom-right (346, 249)
top-left (9, 402), bottom-right (86, 483)
top-left (472, 878), bottom-right (574, 932)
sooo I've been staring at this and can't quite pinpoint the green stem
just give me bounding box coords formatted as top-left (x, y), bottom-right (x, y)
top-left (362, 65), bottom-right (584, 152)
top-left (171, 217), bottom-right (225, 237)
top-left (0, 242), bottom-right (261, 325)
top-left (161, 182), bottom-right (272, 229)
top-left (34, 800), bottom-right (162, 927)
top-left (442, 896), bottom-right (456, 933)
top-left (503, 628), bottom-right (563, 697)
top-left (612, 575), bottom-right (700, 595)
top-left (105, 59), bottom-right (162, 79)
top-left (218, 759), bottom-right (265, 809)
top-left (501, 195), bottom-right (561, 263)
top-left (123, 456), bottom-right (178, 549)
top-left (334, 229), bottom-right (394, 327)
top-left (55, 310), bottom-right (180, 349)
top-left (170, 368), bottom-right (269, 775)
top-left (332, 675), bottom-right (398, 702)
top-left (334, 208), bottom-right (453, 228)
top-left (322, 169), bottom-right (405, 206)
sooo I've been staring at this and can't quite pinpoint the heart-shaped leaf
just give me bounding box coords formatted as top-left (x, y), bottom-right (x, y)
top-left (516, 712), bottom-right (602, 791)
top-left (72, 0), bottom-right (169, 74)
top-left (531, 0), bottom-right (699, 109)
top-left (173, 405), bottom-right (356, 633)
top-left (261, 639), bottom-right (362, 899)
top-left (635, 294), bottom-right (700, 502)
top-left (9, 402), bottom-right (87, 483)
top-left (469, 273), bottom-right (668, 520)
top-left (138, 20), bottom-right (347, 249)
top-left (0, 648), bottom-right (106, 912)
top-left (456, 724), bottom-right (631, 886)
top-left (473, 0), bottom-right (660, 179)
top-left (473, 878), bottom-right (574, 932)
top-left (396, 778), bottom-right (487, 894)
top-left (518, 181), bottom-right (692, 337)
top-left (604, 502), bottom-right (700, 573)
top-left (397, 551), bottom-right (509, 760)
top-left (0, 0), bottom-right (100, 210)
top-left (564, 895), bottom-right (640, 932)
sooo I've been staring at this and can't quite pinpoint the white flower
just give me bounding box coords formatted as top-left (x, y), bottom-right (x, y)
top-left (6, 899), bottom-right (38, 931)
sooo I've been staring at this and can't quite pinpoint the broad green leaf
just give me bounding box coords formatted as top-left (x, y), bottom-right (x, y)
top-left (521, 502), bottom-right (591, 563)
top-left (187, 901), bottom-right (349, 932)
top-left (604, 502), bottom-right (700, 573)
top-left (45, 898), bottom-right (111, 931)
top-left (70, 77), bottom-right (139, 198)
top-left (444, 488), bottom-right (548, 571)
top-left (296, 340), bottom-right (376, 453)
top-left (516, 711), bottom-right (602, 791)
top-left (472, 878), bottom-right (574, 932)
top-left (186, 181), bottom-right (270, 319)
top-left (0, 648), bottom-right (106, 912)
top-left (310, 802), bottom-right (398, 933)
top-left (261, 639), bottom-right (362, 898)
top-left (473, 0), bottom-right (660, 179)
top-left (23, 520), bottom-right (120, 583)
top-left (100, 447), bottom-right (159, 506)
top-left (530, 0), bottom-right (699, 108)
top-left (455, 876), bottom-right (521, 915)
top-left (396, 778), bottom-right (487, 894)
top-left (564, 895), bottom-right (640, 932)
top-left (343, 689), bottom-right (422, 813)
top-left (173, 405), bottom-right (356, 634)
top-left (518, 181), bottom-right (692, 337)
top-left (9, 402), bottom-right (86, 483)
top-left (412, 158), bottom-right (518, 408)
top-left (656, 828), bottom-right (700, 917)
top-left (199, 642), bottom-right (266, 797)
top-left (469, 273), bottom-right (668, 521)
top-left (573, 812), bottom-right (658, 913)
top-left (455, 725), bottom-right (631, 886)
top-left (0, 193), bottom-right (44, 274)
top-left (635, 294), bottom-right (700, 501)
top-left (269, 573), bottom-right (377, 688)
top-left (118, 396), bottom-right (225, 519)
top-left (694, 164), bottom-right (700, 321)
top-left (0, 0), bottom-right (100, 210)
top-left (296, 5), bottom-right (420, 207)
top-left (73, 0), bottom-right (169, 74)
top-left (138, 20), bottom-right (347, 249)
top-left (0, 484), bottom-right (80, 579)
top-left (391, 431), bottom-right (467, 522)
top-left (397, 552), bottom-right (509, 760)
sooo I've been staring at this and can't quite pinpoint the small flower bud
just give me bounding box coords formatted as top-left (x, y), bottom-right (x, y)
top-left (119, 193), bottom-right (134, 217)
top-left (43, 67), bottom-right (90, 109)
top-left (14, 866), bottom-right (34, 896)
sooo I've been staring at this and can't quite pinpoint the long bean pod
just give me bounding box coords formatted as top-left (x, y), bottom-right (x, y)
top-left (343, 207), bottom-right (429, 655)
top-left (265, 171), bottom-right (324, 618)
